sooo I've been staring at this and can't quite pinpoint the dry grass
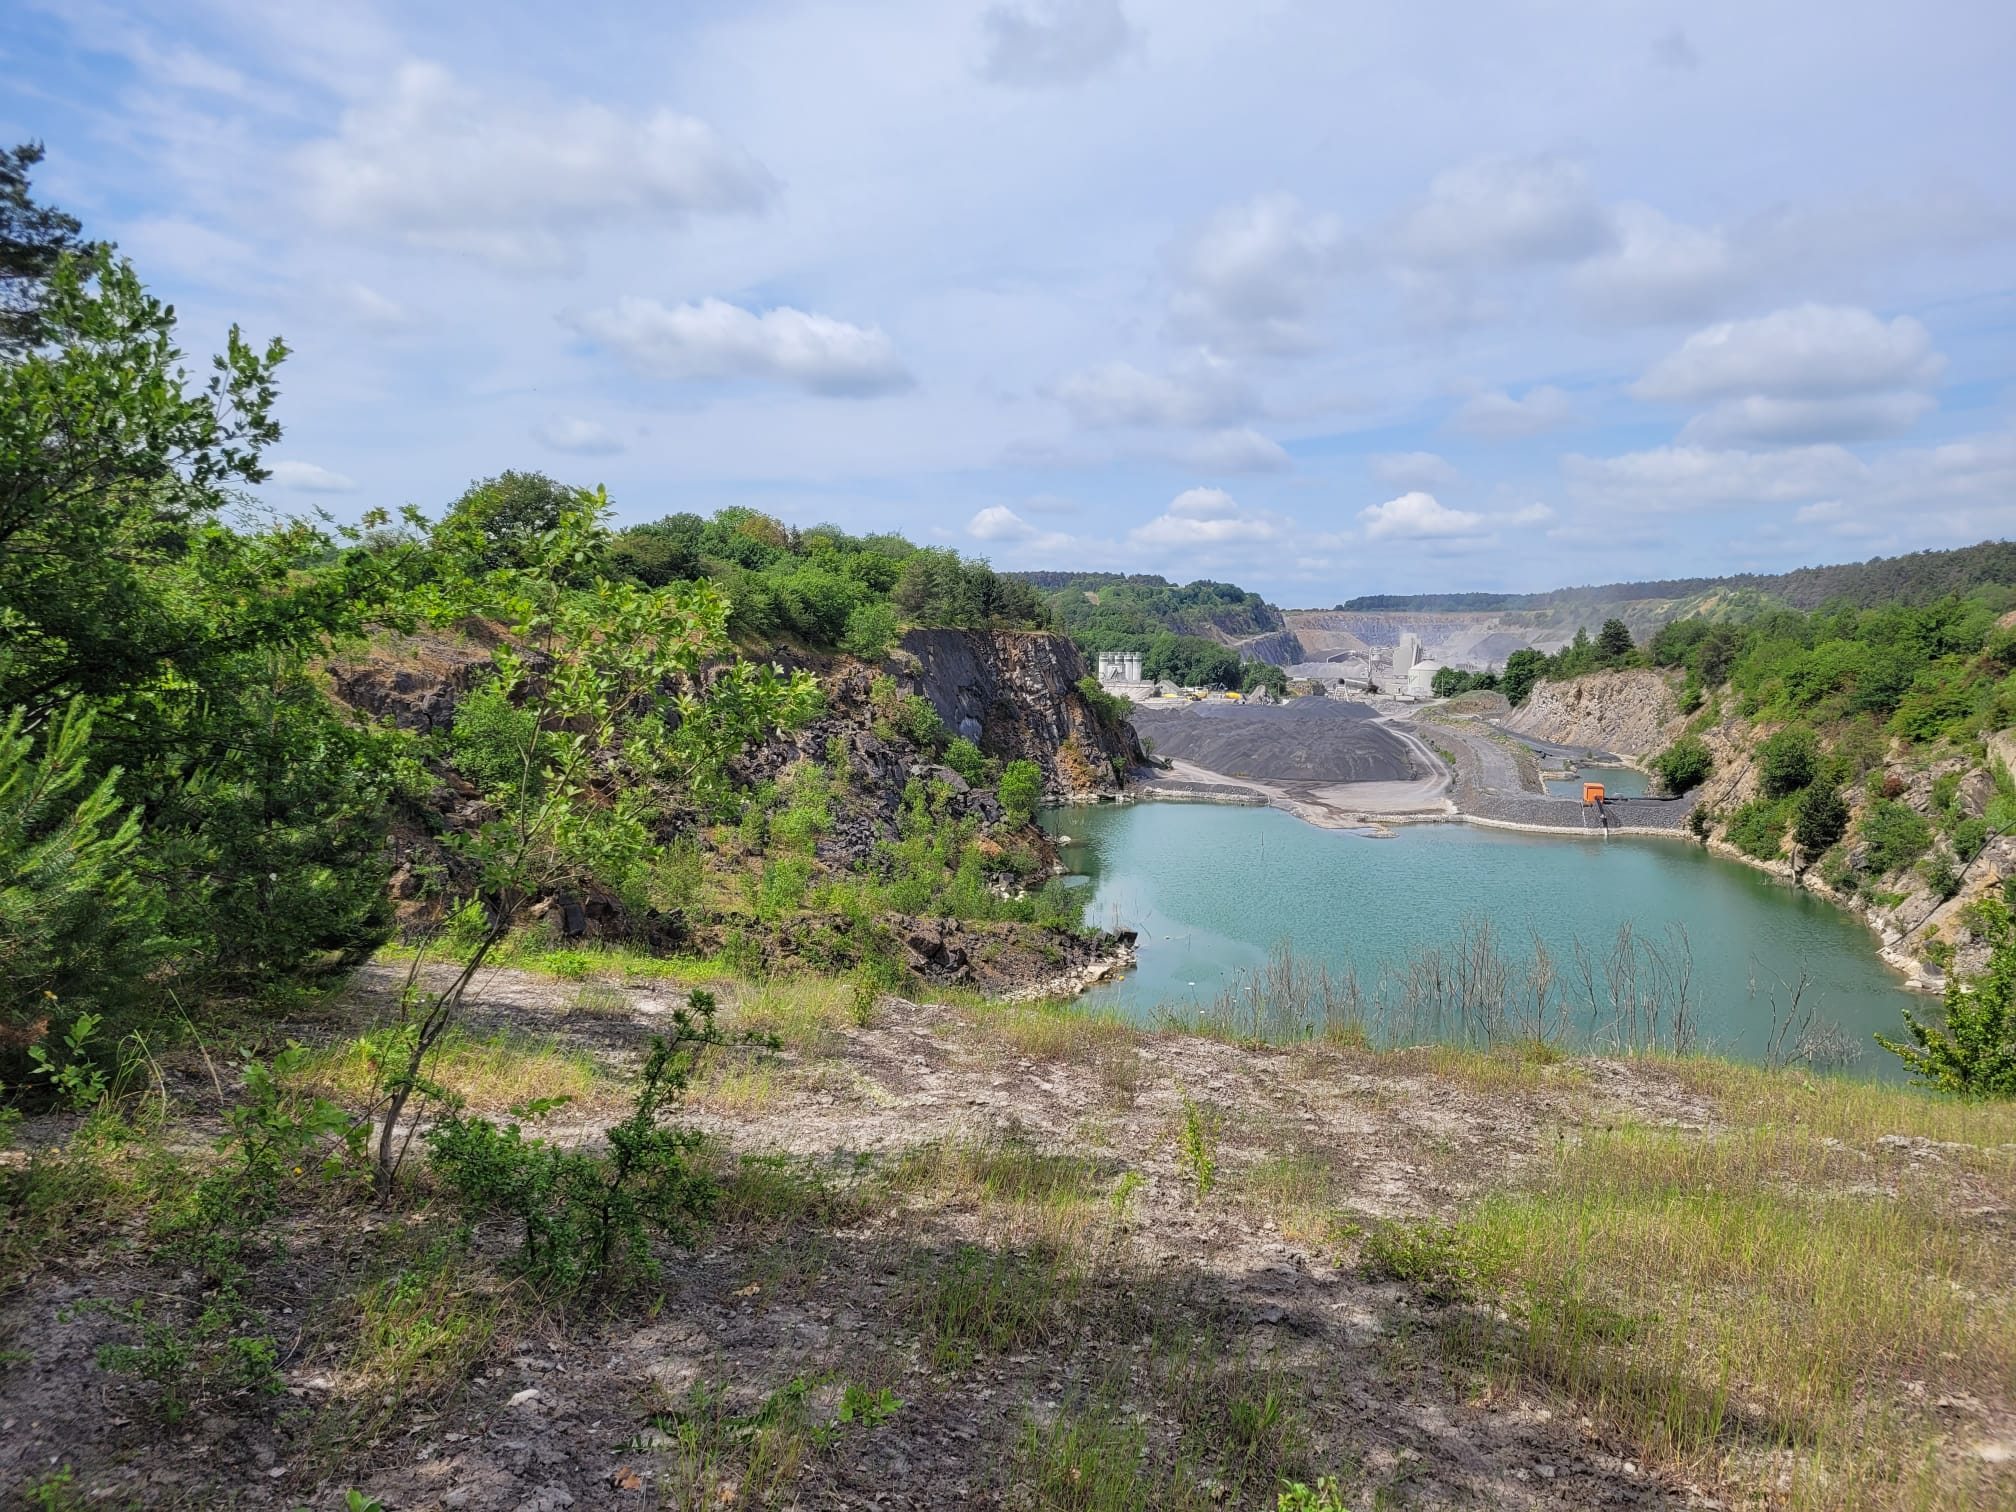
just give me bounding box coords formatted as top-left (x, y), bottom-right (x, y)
top-left (294, 1028), bottom-right (609, 1113)
top-left (1237, 1150), bottom-right (1350, 1247)
top-left (1407, 1120), bottom-right (2016, 1509)
top-left (1662, 1056), bottom-right (2016, 1149)
top-left (722, 976), bottom-right (856, 1056)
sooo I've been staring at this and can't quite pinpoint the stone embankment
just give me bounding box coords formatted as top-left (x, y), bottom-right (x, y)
top-left (1423, 715), bottom-right (1698, 837)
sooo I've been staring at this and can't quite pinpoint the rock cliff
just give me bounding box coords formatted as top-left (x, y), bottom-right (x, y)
top-left (898, 628), bottom-right (1143, 798)
top-left (1503, 670), bottom-right (1685, 757)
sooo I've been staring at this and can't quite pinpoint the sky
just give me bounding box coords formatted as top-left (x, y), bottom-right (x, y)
top-left (8, 0), bottom-right (2016, 605)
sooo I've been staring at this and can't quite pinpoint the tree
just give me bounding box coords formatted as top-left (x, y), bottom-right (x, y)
top-left (1596, 618), bottom-right (1635, 661)
top-left (1, 143), bottom-right (96, 354)
top-left (1241, 662), bottom-right (1289, 699)
top-left (1793, 781), bottom-right (1849, 858)
top-left (373, 493), bottom-right (819, 1192)
top-left (998, 760), bottom-right (1043, 824)
top-left (434, 471), bottom-right (586, 577)
top-left (1501, 649), bottom-right (1546, 707)
top-left (1877, 898), bottom-right (2016, 1096)
top-left (1649, 735), bottom-right (1713, 795)
top-left (1758, 726), bottom-right (1821, 799)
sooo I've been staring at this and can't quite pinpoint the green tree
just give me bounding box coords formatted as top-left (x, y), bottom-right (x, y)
top-left (998, 760), bottom-right (1043, 824)
top-left (1757, 726), bottom-right (1821, 799)
top-left (434, 470), bottom-right (587, 577)
top-left (1877, 899), bottom-right (2016, 1096)
top-left (839, 599), bottom-right (900, 661)
top-left (1241, 661), bottom-right (1290, 699)
top-left (374, 495), bottom-right (818, 1190)
top-left (1649, 735), bottom-right (1713, 795)
top-left (1792, 781), bottom-right (1850, 859)
top-left (1, 701), bottom-right (161, 1029)
top-left (1, 142), bottom-right (96, 354)
top-left (1501, 649), bottom-right (1545, 707)
top-left (1596, 618), bottom-right (1635, 661)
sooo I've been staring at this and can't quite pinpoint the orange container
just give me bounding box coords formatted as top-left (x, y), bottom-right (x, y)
top-left (1582, 782), bottom-right (1606, 804)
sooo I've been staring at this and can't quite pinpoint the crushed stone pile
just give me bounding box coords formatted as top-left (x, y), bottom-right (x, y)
top-left (1131, 698), bottom-right (1415, 783)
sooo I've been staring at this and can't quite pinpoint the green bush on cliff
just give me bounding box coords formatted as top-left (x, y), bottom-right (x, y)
top-left (1758, 726), bottom-right (1822, 798)
top-left (1878, 899), bottom-right (2016, 1096)
top-left (1648, 735), bottom-right (1712, 795)
top-left (1727, 797), bottom-right (1790, 860)
top-left (999, 761), bottom-right (1043, 825)
top-left (1860, 799), bottom-right (1933, 875)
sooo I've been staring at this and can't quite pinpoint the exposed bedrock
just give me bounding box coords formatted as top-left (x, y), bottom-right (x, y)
top-left (898, 628), bottom-right (1143, 797)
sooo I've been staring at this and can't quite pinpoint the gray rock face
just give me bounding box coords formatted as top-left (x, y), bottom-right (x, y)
top-left (898, 628), bottom-right (1143, 796)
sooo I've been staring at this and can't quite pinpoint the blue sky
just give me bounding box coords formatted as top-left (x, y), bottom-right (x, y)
top-left (8, 0), bottom-right (2015, 603)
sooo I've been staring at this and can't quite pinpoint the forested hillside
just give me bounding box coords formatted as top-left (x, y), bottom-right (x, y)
top-left (1017, 571), bottom-right (1283, 688)
top-left (1344, 538), bottom-right (2016, 615)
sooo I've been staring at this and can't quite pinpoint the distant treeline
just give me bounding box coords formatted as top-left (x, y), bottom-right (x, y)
top-left (1016, 573), bottom-right (1282, 689)
top-left (1340, 540), bottom-right (2016, 614)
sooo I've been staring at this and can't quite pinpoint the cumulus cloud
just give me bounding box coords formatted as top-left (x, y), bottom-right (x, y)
top-left (1372, 451), bottom-right (1459, 489)
top-left (1570, 204), bottom-right (1739, 324)
top-left (298, 62), bottom-right (774, 268)
top-left (980, 0), bottom-right (1136, 87)
top-left (1448, 384), bottom-right (1575, 438)
top-left (1562, 444), bottom-right (1865, 511)
top-left (1506, 502), bottom-right (1556, 525)
top-left (1169, 193), bottom-right (1349, 353)
top-left (1054, 356), bottom-right (1255, 429)
top-left (1680, 392), bottom-right (1936, 447)
top-left (570, 297), bottom-right (910, 395)
top-left (1633, 304), bottom-right (1943, 402)
top-left (1395, 157), bottom-right (1612, 268)
top-left (1183, 427), bottom-right (1291, 473)
top-left (537, 416), bottom-right (625, 454)
top-left (1358, 491), bottom-right (1486, 540)
top-left (967, 505), bottom-right (1042, 541)
top-left (269, 460), bottom-right (360, 493)
top-left (1129, 487), bottom-right (1284, 548)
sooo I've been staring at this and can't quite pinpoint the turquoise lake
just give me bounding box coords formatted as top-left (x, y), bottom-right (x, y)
top-left (1042, 800), bottom-right (1919, 1074)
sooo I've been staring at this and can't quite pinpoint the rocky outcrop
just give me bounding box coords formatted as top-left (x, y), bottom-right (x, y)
top-left (1504, 670), bottom-right (1685, 758)
top-left (1234, 629), bottom-right (1305, 667)
top-left (326, 629), bottom-right (496, 733)
top-left (898, 628), bottom-right (1143, 798)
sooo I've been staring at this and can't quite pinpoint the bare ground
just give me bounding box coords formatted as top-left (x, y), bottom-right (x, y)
top-left (0, 962), bottom-right (1936, 1510)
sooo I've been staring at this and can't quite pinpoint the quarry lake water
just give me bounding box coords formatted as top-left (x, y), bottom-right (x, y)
top-left (1043, 800), bottom-right (1920, 1074)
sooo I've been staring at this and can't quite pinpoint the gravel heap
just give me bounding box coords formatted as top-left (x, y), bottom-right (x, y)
top-left (1130, 698), bottom-right (1416, 783)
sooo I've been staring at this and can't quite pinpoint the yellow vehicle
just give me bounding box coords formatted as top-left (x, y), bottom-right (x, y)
top-left (1224, 690), bottom-right (1243, 701)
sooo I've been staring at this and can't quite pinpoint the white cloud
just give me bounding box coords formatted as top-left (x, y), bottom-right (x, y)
top-left (1680, 392), bottom-right (1936, 446)
top-left (1448, 384), bottom-right (1575, 438)
top-left (1372, 451), bottom-right (1459, 489)
top-left (1794, 500), bottom-right (1845, 524)
top-left (1633, 304), bottom-right (1943, 402)
top-left (269, 460), bottom-right (360, 493)
top-left (1506, 502), bottom-right (1556, 525)
top-left (537, 416), bottom-right (625, 454)
top-left (340, 282), bottom-right (413, 331)
top-left (1129, 487), bottom-right (1283, 548)
top-left (1170, 193), bottom-right (1349, 353)
top-left (1396, 157), bottom-right (1612, 268)
top-left (1571, 204), bottom-right (1739, 324)
top-left (1021, 493), bottom-right (1080, 515)
top-left (1562, 444), bottom-right (1865, 511)
top-left (1358, 491), bottom-right (1486, 540)
top-left (967, 504), bottom-right (1041, 541)
top-left (1053, 356), bottom-right (1255, 428)
top-left (980, 0), bottom-right (1137, 87)
top-left (297, 62), bottom-right (774, 268)
top-left (1183, 427), bottom-right (1291, 473)
top-left (570, 297), bottom-right (910, 395)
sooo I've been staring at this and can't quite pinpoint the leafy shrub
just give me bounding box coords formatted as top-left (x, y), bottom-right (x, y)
top-left (839, 600), bottom-right (900, 661)
top-left (1953, 816), bottom-right (1990, 862)
top-left (1176, 1095), bottom-right (1216, 1201)
top-left (998, 760), bottom-right (1043, 824)
top-left (1879, 898), bottom-right (2016, 1095)
top-left (1921, 851), bottom-right (1962, 901)
top-left (426, 991), bottom-right (749, 1293)
top-left (943, 737), bottom-right (989, 786)
top-left (1861, 799), bottom-right (1933, 874)
top-left (1792, 783), bottom-right (1850, 857)
top-left (1758, 725), bottom-right (1821, 798)
top-left (1727, 797), bottom-right (1790, 860)
top-left (1648, 734), bottom-right (1712, 795)
top-left (896, 695), bottom-right (945, 749)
